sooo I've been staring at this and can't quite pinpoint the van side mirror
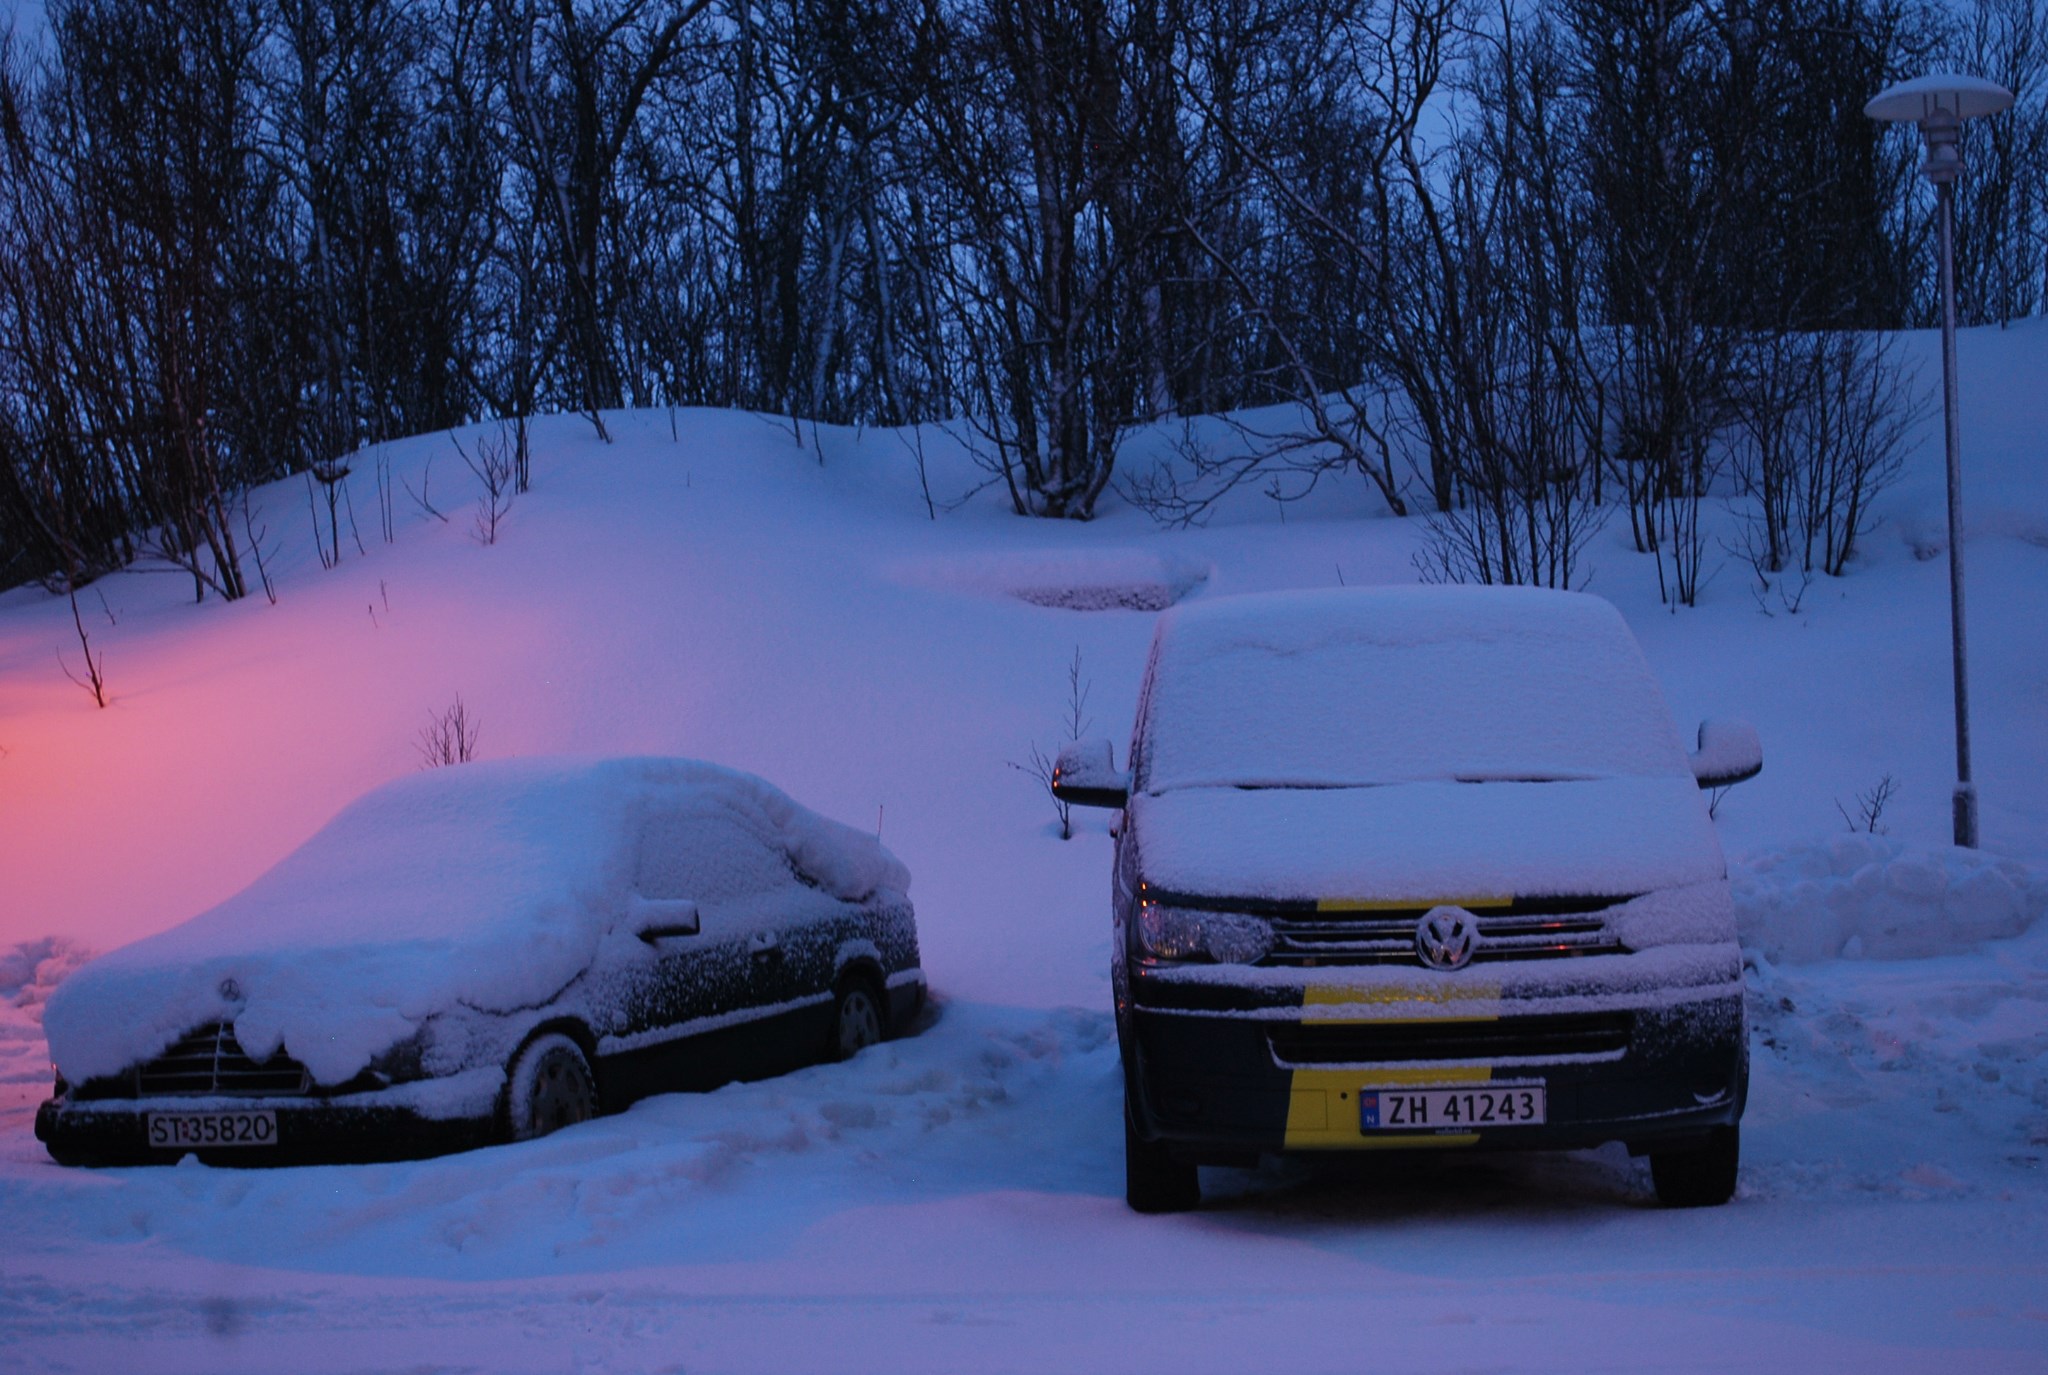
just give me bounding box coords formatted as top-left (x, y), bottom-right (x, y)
top-left (1052, 739), bottom-right (1130, 809)
top-left (629, 898), bottom-right (701, 942)
top-left (1691, 719), bottom-right (1763, 789)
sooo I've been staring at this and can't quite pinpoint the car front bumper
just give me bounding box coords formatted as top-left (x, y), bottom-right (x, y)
top-left (1124, 952), bottom-right (1747, 1162)
top-left (34, 1072), bottom-right (505, 1167)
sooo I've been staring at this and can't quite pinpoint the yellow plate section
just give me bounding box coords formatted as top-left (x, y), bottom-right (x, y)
top-left (1301, 981), bottom-right (1504, 1025)
top-left (1283, 1065), bottom-right (1490, 1150)
top-left (1314, 896), bottom-right (1512, 912)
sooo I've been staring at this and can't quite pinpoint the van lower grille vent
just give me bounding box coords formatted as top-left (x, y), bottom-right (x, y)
top-left (1269, 1012), bottom-right (1633, 1066)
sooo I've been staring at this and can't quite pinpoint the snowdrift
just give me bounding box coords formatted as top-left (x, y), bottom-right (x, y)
top-left (888, 547), bottom-right (1210, 611)
top-left (0, 937), bottom-right (90, 1085)
top-left (1734, 835), bottom-right (2048, 964)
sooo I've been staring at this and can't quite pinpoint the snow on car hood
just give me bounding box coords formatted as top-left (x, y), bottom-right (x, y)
top-left (42, 757), bottom-right (910, 1088)
top-left (1130, 776), bottom-right (1725, 903)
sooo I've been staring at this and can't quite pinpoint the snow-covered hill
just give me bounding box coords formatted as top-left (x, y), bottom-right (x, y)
top-left (2, 321), bottom-right (2046, 1372)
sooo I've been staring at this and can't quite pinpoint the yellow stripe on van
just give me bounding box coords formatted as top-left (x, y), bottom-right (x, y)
top-left (1314, 895), bottom-right (1512, 912)
top-left (1301, 981), bottom-right (1503, 1024)
top-left (1282, 1066), bottom-right (1491, 1150)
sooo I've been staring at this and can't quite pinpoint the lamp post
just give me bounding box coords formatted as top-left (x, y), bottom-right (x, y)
top-left (1864, 73), bottom-right (2013, 849)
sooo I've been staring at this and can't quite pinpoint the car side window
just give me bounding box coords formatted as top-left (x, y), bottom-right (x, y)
top-left (635, 805), bottom-right (796, 910)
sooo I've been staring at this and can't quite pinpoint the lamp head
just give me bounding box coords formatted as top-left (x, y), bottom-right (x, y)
top-left (1865, 75), bottom-right (2011, 187)
top-left (1864, 73), bottom-right (2014, 124)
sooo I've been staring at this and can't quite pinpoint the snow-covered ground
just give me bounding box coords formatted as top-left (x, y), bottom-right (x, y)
top-left (2, 321), bottom-right (2046, 1372)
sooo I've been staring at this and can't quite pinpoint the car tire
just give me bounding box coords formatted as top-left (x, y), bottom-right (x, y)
top-left (506, 1033), bottom-right (598, 1142)
top-left (1124, 1092), bottom-right (1200, 1213)
top-left (1650, 1124), bottom-right (1739, 1207)
top-left (828, 976), bottom-right (886, 1062)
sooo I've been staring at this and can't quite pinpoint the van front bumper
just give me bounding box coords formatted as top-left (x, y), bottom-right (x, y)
top-left (1123, 951), bottom-right (1747, 1161)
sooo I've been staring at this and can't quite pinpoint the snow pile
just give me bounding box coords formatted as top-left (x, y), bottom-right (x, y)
top-left (1733, 835), bottom-right (2048, 964)
top-left (890, 548), bottom-right (1209, 611)
top-left (0, 937), bottom-right (91, 1084)
top-left (1142, 586), bottom-right (1694, 791)
top-left (40, 757), bottom-right (910, 1088)
top-left (329, 1004), bottom-right (1117, 1274)
top-left (1742, 920), bottom-right (2048, 1208)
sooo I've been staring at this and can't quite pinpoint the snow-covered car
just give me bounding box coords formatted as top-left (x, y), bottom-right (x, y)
top-left (35, 757), bottom-right (924, 1166)
top-left (1053, 586), bottom-right (1761, 1212)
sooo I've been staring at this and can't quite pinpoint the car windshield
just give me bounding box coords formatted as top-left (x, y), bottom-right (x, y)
top-left (1138, 587), bottom-right (1691, 793)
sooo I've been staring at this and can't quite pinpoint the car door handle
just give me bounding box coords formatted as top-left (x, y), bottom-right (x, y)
top-left (749, 931), bottom-right (781, 960)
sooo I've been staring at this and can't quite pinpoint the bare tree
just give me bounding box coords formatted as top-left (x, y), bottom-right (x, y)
top-left (911, 0), bottom-right (1171, 519)
top-left (1788, 332), bottom-right (1922, 577)
top-left (1125, 0), bottom-right (1432, 524)
top-left (451, 425), bottom-right (519, 545)
top-left (1, 0), bottom-right (279, 603)
top-left (58, 580), bottom-right (108, 708)
top-left (0, 0), bottom-right (2019, 597)
top-left (1945, 0), bottom-right (2048, 324)
top-left (1410, 3), bottom-right (1608, 588)
top-left (1727, 328), bottom-right (1807, 580)
top-left (1836, 774), bottom-right (1898, 834)
top-left (1010, 646), bottom-right (1092, 839)
top-left (417, 694), bottom-right (480, 767)
top-left (492, 0), bottom-right (710, 432)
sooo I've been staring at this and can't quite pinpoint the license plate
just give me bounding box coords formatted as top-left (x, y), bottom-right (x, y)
top-left (1360, 1084), bottom-right (1544, 1131)
top-left (147, 1110), bottom-right (279, 1149)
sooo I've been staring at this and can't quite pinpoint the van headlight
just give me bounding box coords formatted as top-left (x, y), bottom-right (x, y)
top-left (1137, 901), bottom-right (1274, 964)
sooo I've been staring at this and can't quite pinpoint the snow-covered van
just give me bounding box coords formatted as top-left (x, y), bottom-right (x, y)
top-left (36, 757), bottom-right (924, 1165)
top-left (1053, 587), bottom-right (1761, 1211)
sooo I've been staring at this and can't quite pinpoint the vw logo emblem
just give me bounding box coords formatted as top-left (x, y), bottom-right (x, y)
top-left (1415, 906), bottom-right (1480, 972)
top-left (218, 976), bottom-right (243, 1002)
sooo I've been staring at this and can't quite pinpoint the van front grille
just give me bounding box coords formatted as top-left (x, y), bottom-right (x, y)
top-left (1266, 908), bottom-right (1620, 966)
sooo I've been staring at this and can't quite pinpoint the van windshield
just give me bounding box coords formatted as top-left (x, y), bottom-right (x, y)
top-left (1137, 587), bottom-right (1691, 793)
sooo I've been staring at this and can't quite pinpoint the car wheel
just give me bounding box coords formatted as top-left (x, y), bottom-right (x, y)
top-left (1124, 1091), bottom-right (1200, 1213)
top-left (1650, 1124), bottom-right (1739, 1207)
top-left (829, 978), bottom-right (885, 1061)
top-left (506, 1032), bottom-right (598, 1142)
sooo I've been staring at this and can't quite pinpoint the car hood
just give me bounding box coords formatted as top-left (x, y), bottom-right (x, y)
top-left (1129, 776), bottom-right (1725, 904)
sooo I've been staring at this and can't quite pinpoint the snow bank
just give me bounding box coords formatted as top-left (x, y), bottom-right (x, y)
top-left (1733, 835), bottom-right (2048, 964)
top-left (41, 757), bottom-right (910, 1089)
top-left (889, 548), bottom-right (1209, 611)
top-left (0, 937), bottom-right (90, 1084)
top-left (1142, 586), bottom-right (1694, 791)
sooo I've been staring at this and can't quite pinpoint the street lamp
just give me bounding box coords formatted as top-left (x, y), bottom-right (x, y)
top-left (1864, 73), bottom-right (2013, 850)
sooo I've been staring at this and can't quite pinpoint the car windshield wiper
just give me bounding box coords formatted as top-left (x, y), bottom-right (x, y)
top-left (1451, 773), bottom-right (1600, 784)
top-left (1156, 773), bottom-right (1610, 792)
top-left (1226, 780), bottom-right (1385, 791)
